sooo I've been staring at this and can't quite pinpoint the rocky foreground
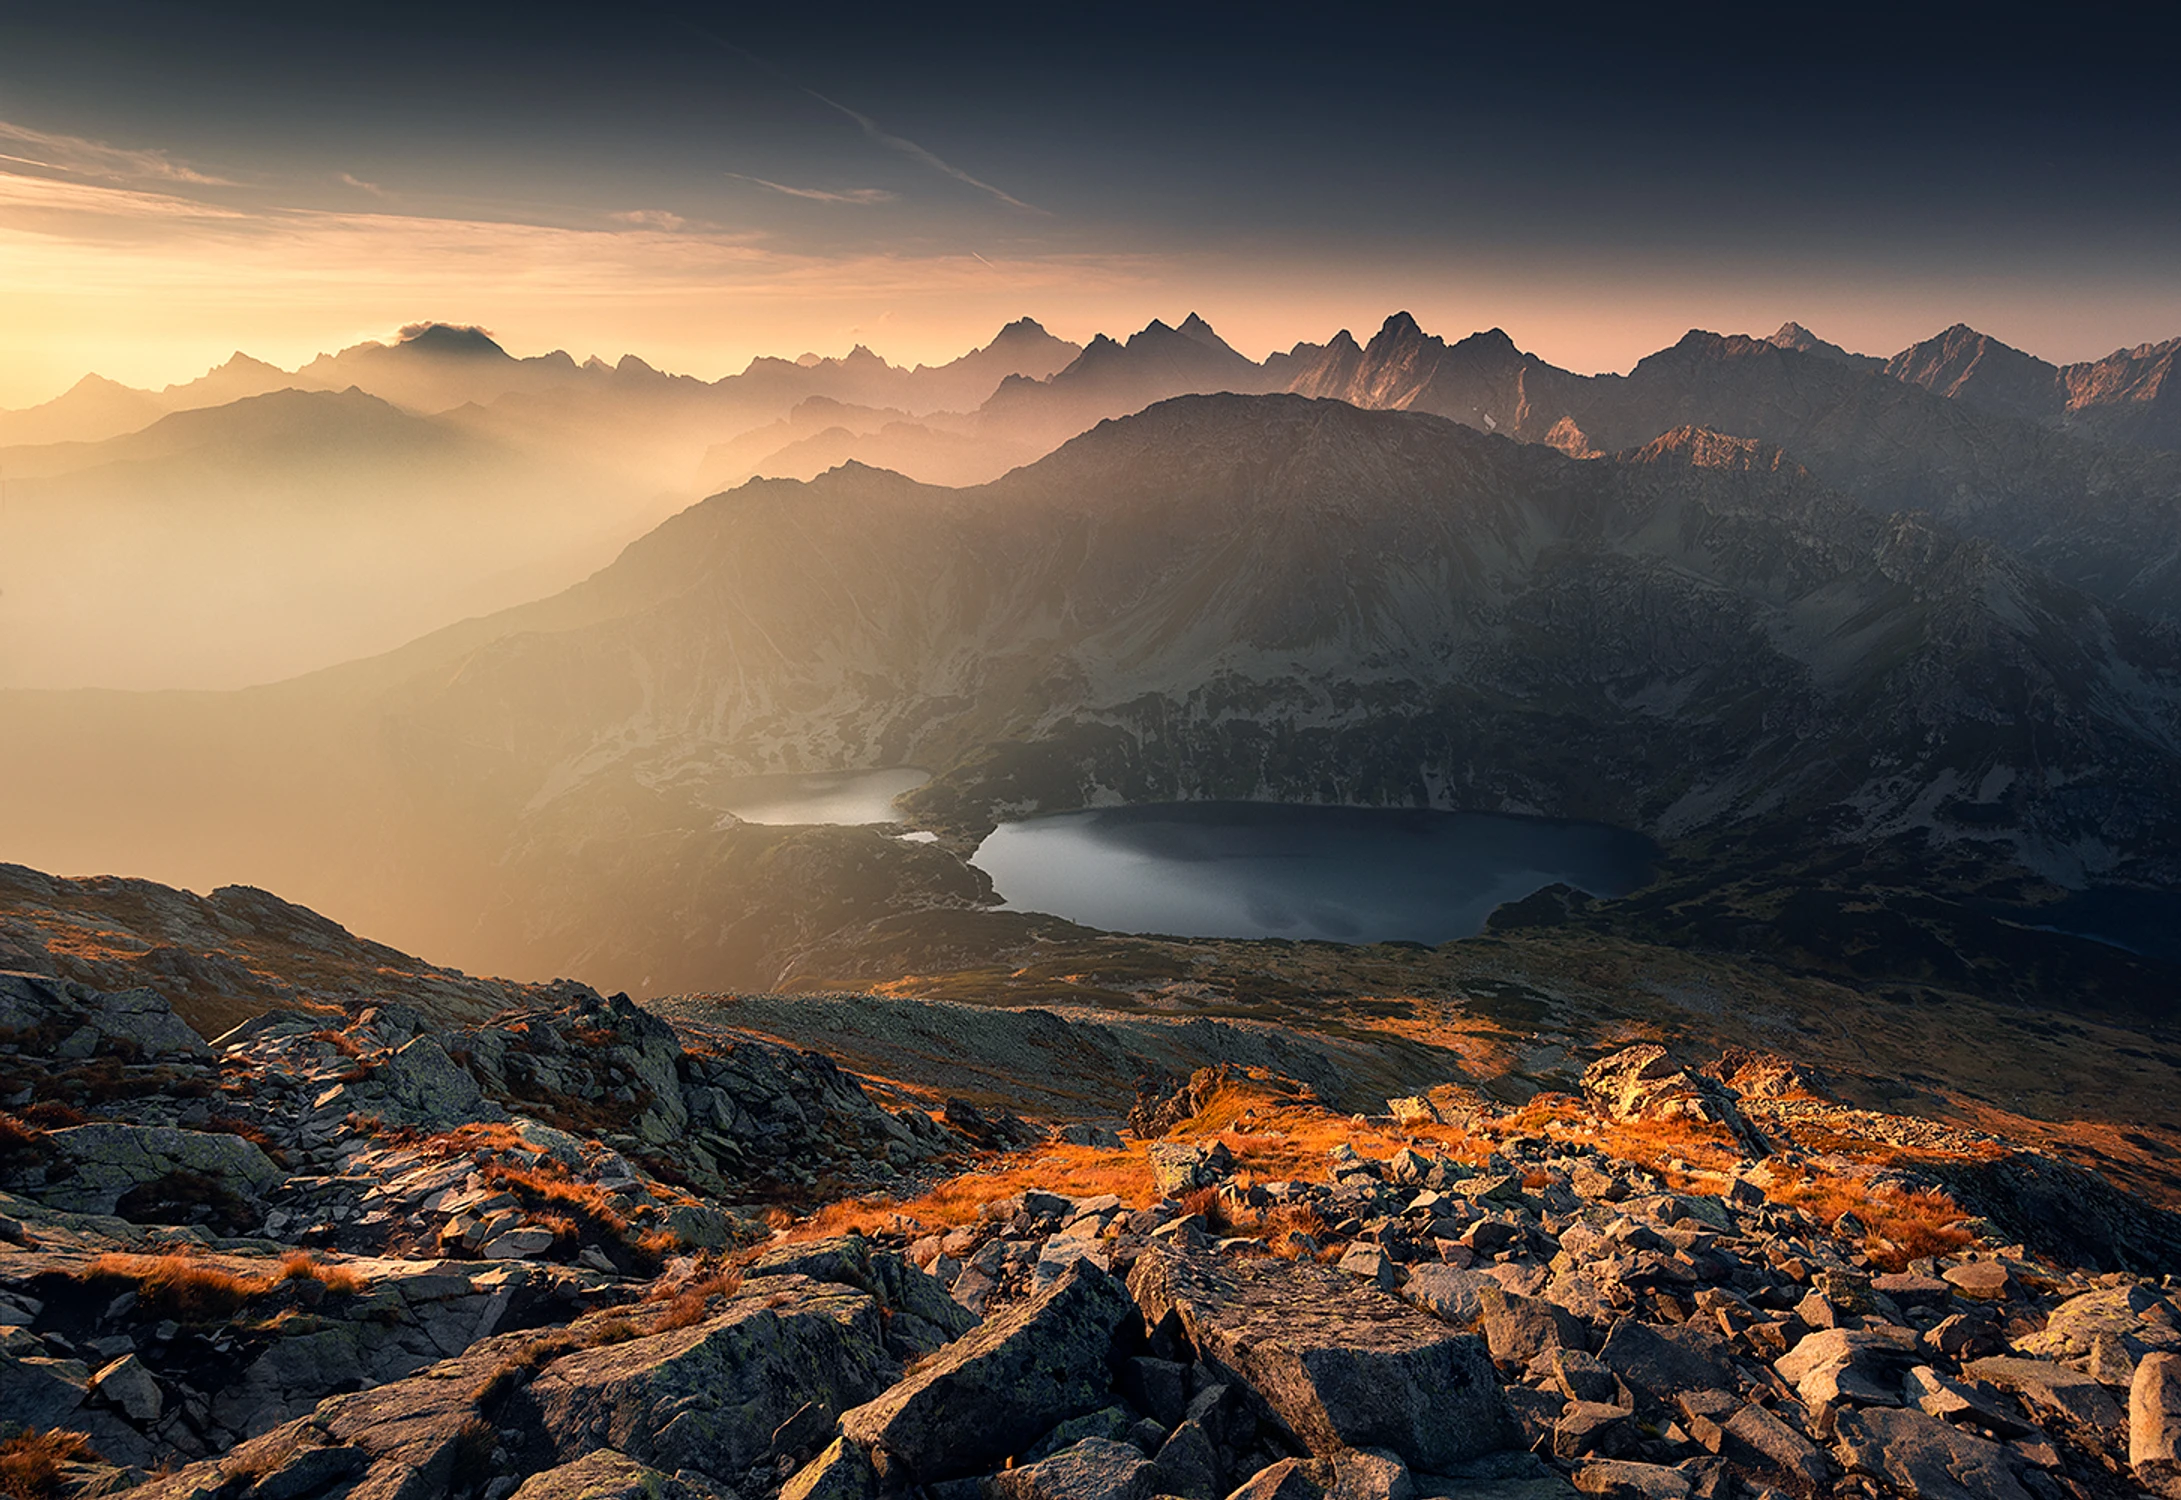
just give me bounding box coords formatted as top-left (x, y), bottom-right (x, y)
top-left (6, 969), bottom-right (2181, 1500)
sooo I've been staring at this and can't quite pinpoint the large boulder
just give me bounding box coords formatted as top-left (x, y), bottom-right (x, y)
top-left (1593, 1320), bottom-right (1733, 1417)
top-left (992, 1437), bottom-right (1156, 1500)
top-left (1478, 1288), bottom-right (1593, 1368)
top-left (0, 971), bottom-right (209, 1059)
top-left (1834, 1406), bottom-right (2032, 1500)
top-left (369, 1036), bottom-right (503, 1129)
top-left (508, 1449), bottom-right (718, 1500)
top-left (840, 1259), bottom-right (1137, 1480)
top-left (1578, 1046), bottom-right (1764, 1154)
top-left (522, 1278), bottom-right (896, 1479)
top-left (1402, 1265), bottom-right (1497, 1327)
top-left (0, 1350), bottom-right (90, 1429)
top-left (1774, 1325), bottom-right (1921, 1407)
top-left (2132, 1352), bottom-right (2181, 1497)
top-left (1965, 1355), bottom-right (2126, 1429)
top-left (781, 1438), bottom-right (877, 1500)
top-left (122, 1323), bottom-right (581, 1500)
top-left (1128, 1243), bottom-right (1514, 1470)
top-left (750, 1234), bottom-right (978, 1357)
top-left (39, 1122), bottom-right (283, 1214)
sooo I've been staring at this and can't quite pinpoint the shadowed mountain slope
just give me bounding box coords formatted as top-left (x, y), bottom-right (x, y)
top-left (3, 395), bottom-right (2175, 997)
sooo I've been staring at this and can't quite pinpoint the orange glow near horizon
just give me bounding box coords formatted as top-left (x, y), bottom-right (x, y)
top-left (6, 166), bottom-right (2180, 407)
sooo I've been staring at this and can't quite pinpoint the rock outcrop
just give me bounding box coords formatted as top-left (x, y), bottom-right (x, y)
top-left (1130, 1243), bottom-right (1513, 1468)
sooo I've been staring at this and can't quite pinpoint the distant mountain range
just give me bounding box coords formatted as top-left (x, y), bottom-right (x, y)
top-left (0, 316), bottom-right (1085, 449)
top-left (0, 388), bottom-right (668, 687)
top-left (0, 320), bottom-right (1084, 686)
top-left (4, 304), bottom-right (2181, 1001)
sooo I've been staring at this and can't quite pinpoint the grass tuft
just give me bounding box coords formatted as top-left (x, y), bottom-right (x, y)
top-left (0, 1431), bottom-right (97, 1500)
top-left (278, 1250), bottom-right (366, 1295)
top-left (84, 1251), bottom-right (274, 1322)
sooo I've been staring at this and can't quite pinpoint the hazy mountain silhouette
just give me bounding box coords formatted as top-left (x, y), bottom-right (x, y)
top-left (0, 374), bottom-right (168, 447)
top-left (0, 388), bottom-right (667, 688)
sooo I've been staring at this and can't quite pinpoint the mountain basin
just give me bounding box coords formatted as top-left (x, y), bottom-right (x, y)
top-left (708, 768), bottom-right (929, 825)
top-left (1993, 887), bottom-right (2181, 964)
top-left (971, 801), bottom-right (1657, 944)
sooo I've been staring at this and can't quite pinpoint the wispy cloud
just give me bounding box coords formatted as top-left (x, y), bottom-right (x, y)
top-left (725, 173), bottom-right (896, 205)
top-left (0, 169), bottom-right (244, 221)
top-left (803, 91), bottom-right (1040, 213)
top-left (0, 119), bottom-right (230, 186)
top-left (609, 208), bottom-right (690, 229)
top-left (338, 172), bottom-right (387, 197)
top-left (649, 16), bottom-right (1041, 214)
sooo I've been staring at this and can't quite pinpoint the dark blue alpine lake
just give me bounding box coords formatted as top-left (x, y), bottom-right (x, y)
top-left (972, 801), bottom-right (1658, 944)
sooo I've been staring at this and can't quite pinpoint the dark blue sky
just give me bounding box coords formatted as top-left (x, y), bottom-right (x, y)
top-left (1, 1), bottom-right (2174, 398)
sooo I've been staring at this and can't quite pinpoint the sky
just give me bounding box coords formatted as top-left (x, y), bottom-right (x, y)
top-left (2, 0), bottom-right (2177, 406)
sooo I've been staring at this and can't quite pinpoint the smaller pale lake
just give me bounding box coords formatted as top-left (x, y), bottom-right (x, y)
top-left (709, 768), bottom-right (929, 825)
top-left (971, 801), bottom-right (1658, 944)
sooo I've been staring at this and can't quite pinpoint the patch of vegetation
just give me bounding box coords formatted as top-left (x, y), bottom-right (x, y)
top-left (0, 1111), bottom-right (53, 1175)
top-left (77, 1248), bottom-right (367, 1325)
top-left (82, 1251), bottom-right (274, 1323)
top-left (0, 1431), bottom-right (96, 1500)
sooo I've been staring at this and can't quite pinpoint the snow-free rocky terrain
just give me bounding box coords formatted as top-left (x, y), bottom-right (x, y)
top-left (8, 879), bottom-right (2181, 1500)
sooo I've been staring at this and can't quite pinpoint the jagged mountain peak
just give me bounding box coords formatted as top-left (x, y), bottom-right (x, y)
top-left (1452, 326), bottom-right (1520, 358)
top-left (208, 351), bottom-right (283, 376)
top-left (1764, 322), bottom-right (1882, 370)
top-left (1174, 312), bottom-right (1235, 354)
top-left (1886, 324), bottom-right (2060, 421)
top-left (393, 322), bottom-right (509, 359)
top-left (64, 372), bottom-right (138, 395)
top-left (1670, 328), bottom-right (1769, 356)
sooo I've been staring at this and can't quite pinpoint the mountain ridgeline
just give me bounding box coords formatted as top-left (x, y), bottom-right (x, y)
top-left (3, 391), bottom-right (2177, 999)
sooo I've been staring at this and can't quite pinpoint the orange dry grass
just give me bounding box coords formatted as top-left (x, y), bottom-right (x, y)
top-left (278, 1251), bottom-right (365, 1295)
top-left (0, 1430), bottom-right (95, 1500)
top-left (422, 1122), bottom-right (531, 1157)
top-left (1584, 1119), bottom-right (1743, 1187)
top-left (1168, 1076), bottom-right (1483, 1182)
top-left (1758, 1165), bottom-right (1974, 1271)
top-left (784, 1144), bottom-right (1155, 1242)
top-left (86, 1252), bottom-right (274, 1321)
top-left (85, 1249), bottom-right (369, 1320)
top-left (0, 1111), bottom-right (48, 1162)
top-left (646, 1267), bottom-right (746, 1331)
top-left (310, 1029), bottom-right (364, 1060)
top-left (1224, 1201), bottom-right (1331, 1258)
top-left (485, 1164), bottom-right (624, 1225)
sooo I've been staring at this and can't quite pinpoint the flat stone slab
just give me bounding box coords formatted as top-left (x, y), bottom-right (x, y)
top-left (1835, 1405), bottom-right (2032, 1500)
top-left (1129, 1243), bottom-right (1514, 1471)
top-left (1965, 1355), bottom-right (2126, 1429)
